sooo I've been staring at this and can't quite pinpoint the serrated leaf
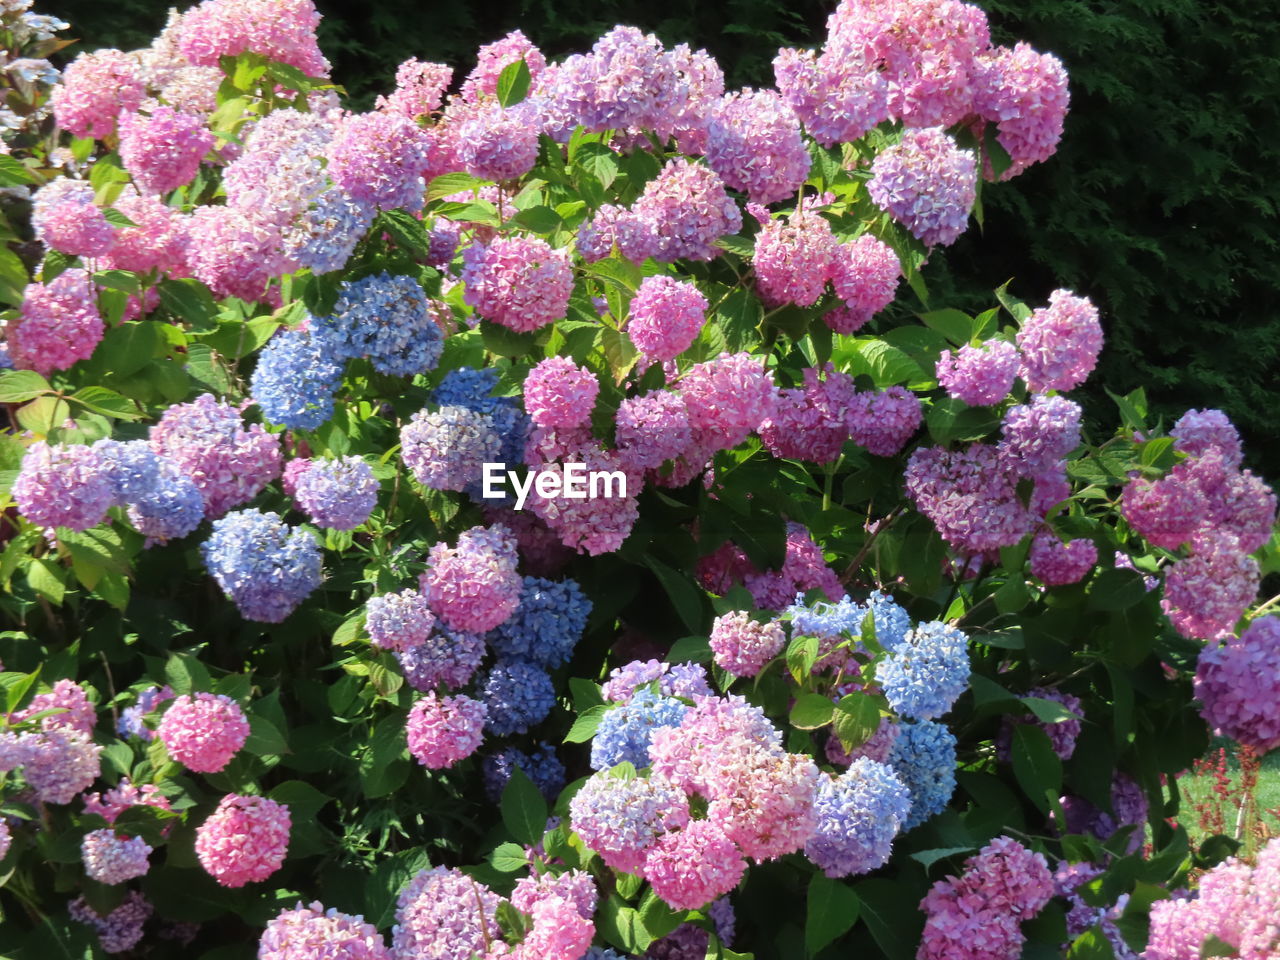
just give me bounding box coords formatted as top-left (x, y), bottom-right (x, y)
top-left (790, 692), bottom-right (835, 730)
top-left (426, 172), bottom-right (491, 203)
top-left (806, 874), bottom-right (860, 957)
top-left (496, 58), bottom-right (532, 108)
top-left (70, 386), bottom-right (143, 420)
top-left (564, 704), bottom-right (609, 743)
top-left (833, 692), bottom-right (880, 749)
top-left (1012, 724), bottom-right (1062, 813)
top-left (0, 369), bottom-right (50, 403)
top-left (910, 846), bottom-right (977, 873)
top-left (490, 841), bottom-right (528, 872)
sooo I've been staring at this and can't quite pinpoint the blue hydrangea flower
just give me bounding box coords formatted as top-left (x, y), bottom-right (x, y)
top-left (865, 591), bottom-right (912, 651)
top-left (251, 328), bottom-right (344, 430)
top-left (396, 626), bottom-right (486, 691)
top-left (589, 689), bottom-right (689, 771)
top-left (317, 272), bottom-right (443, 378)
top-left (127, 463), bottom-right (204, 542)
top-left (890, 720), bottom-right (957, 829)
top-left (292, 456), bottom-right (379, 530)
top-left (400, 406), bottom-right (502, 492)
top-left (804, 758), bottom-right (912, 877)
top-left (489, 404), bottom-right (531, 467)
top-left (583, 949), bottom-right (626, 960)
top-left (875, 620), bottom-right (970, 721)
top-left (116, 685), bottom-right (169, 740)
top-left (93, 439), bottom-right (163, 504)
top-left (433, 366), bottom-right (505, 413)
top-left (490, 577), bottom-right (592, 668)
top-left (482, 743), bottom-right (566, 801)
top-left (786, 593), bottom-right (864, 639)
top-left (480, 661), bottom-right (556, 735)
top-left (286, 187), bottom-right (375, 275)
top-left (201, 509), bottom-right (323, 623)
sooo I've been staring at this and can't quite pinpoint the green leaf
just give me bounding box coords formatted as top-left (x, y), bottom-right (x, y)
top-left (0, 369), bottom-right (50, 403)
top-left (69, 386), bottom-right (142, 420)
top-left (717, 288), bottom-right (762, 352)
top-left (17, 396), bottom-right (70, 436)
top-left (1067, 928), bottom-right (1118, 959)
top-left (378, 209), bottom-right (432, 257)
top-left (926, 396), bottom-right (1001, 445)
top-left (28, 557), bottom-right (66, 604)
top-left (501, 767), bottom-right (549, 846)
top-left (917, 309), bottom-right (975, 346)
top-left (509, 205), bottom-right (562, 234)
top-left (910, 846), bottom-right (978, 873)
top-left (244, 714), bottom-right (289, 757)
top-left (426, 172), bottom-right (491, 203)
top-left (1199, 936), bottom-right (1237, 959)
top-left (158, 278), bottom-right (220, 330)
top-left (667, 635), bottom-right (713, 663)
top-left (843, 338), bottom-right (927, 387)
top-left (564, 704), bottom-right (609, 743)
top-left (1022, 696), bottom-right (1082, 725)
top-left (490, 841), bottom-right (528, 873)
top-left (644, 557), bottom-right (706, 634)
top-left (806, 874), bottom-right (860, 957)
top-left (1087, 569), bottom-right (1146, 612)
top-left (833, 692), bottom-right (881, 749)
top-left (164, 651), bottom-right (212, 696)
top-left (360, 716), bottom-right (409, 798)
top-left (495, 57), bottom-right (533, 107)
top-left (1011, 724), bottom-right (1063, 813)
top-left (789, 692), bottom-right (835, 730)
top-left (479, 319), bottom-right (538, 357)
top-left (856, 878), bottom-right (922, 960)
top-left (0, 154), bottom-right (40, 187)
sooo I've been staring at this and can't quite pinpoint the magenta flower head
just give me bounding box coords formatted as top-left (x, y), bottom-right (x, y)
top-left (31, 180), bottom-right (115, 258)
top-left (1015, 289), bottom-right (1103, 394)
top-left (461, 236), bottom-right (574, 332)
top-left (973, 42), bottom-right (1070, 180)
top-left (6, 268), bottom-right (104, 376)
top-left (705, 88), bottom-right (809, 205)
top-left (406, 692), bottom-right (487, 769)
top-left (118, 106), bottom-right (215, 195)
top-left (50, 48), bottom-right (145, 139)
top-left (259, 901), bottom-right (391, 960)
top-left (195, 794), bottom-right (291, 888)
top-left (1195, 617), bottom-right (1280, 754)
top-left (81, 829), bottom-right (153, 885)
top-left (157, 693), bottom-right (250, 773)
top-left (628, 275), bottom-right (708, 362)
top-left (936, 341), bottom-right (1020, 407)
top-left (709, 611), bottom-right (786, 677)
top-left (679, 352), bottom-right (778, 449)
top-left (828, 234), bottom-right (901, 334)
top-left (422, 524), bottom-right (522, 633)
top-left (12, 441), bottom-right (114, 532)
top-left (644, 820), bottom-right (747, 911)
top-left (753, 212), bottom-right (838, 308)
top-left (524, 357), bottom-right (600, 429)
top-left (175, 0), bottom-right (330, 77)
top-left (868, 127), bottom-right (977, 247)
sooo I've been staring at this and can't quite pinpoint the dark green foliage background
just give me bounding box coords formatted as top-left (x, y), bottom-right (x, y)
top-left (51, 0), bottom-right (1280, 472)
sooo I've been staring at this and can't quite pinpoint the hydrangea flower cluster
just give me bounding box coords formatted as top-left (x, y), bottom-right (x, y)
top-left (482, 742), bottom-right (566, 801)
top-left (68, 890), bottom-right (152, 954)
top-left (918, 836), bottom-right (1054, 960)
top-left (868, 127), bottom-right (977, 247)
top-left (258, 901), bottom-right (390, 960)
top-left (752, 211), bottom-right (837, 309)
top-left (615, 391), bottom-right (693, 472)
top-left (600, 660), bottom-right (712, 703)
top-left (461, 236), bottom-right (574, 332)
top-left (524, 357), bottom-right (600, 429)
top-left (195, 794), bottom-right (291, 888)
top-left (1015, 289), bottom-right (1103, 394)
top-left (422, 524), bottom-right (522, 633)
top-left (890, 720), bottom-right (957, 829)
top-left (318, 272), bottom-right (443, 377)
top-left (826, 234), bottom-right (902, 333)
top-left (251, 328), bottom-right (345, 431)
top-left (490, 576), bottom-right (591, 668)
top-left (905, 444), bottom-right (1035, 555)
top-left (289, 456), bottom-right (378, 530)
top-left (150, 394), bottom-right (281, 518)
top-left (805, 758), bottom-right (912, 878)
top-left (936, 341), bottom-right (1020, 406)
top-left (479, 660), bottom-right (556, 736)
top-left (11, 678), bottom-right (95, 734)
top-left (6, 267), bottom-right (103, 376)
top-left (365, 589), bottom-right (436, 652)
top-left (391, 866), bottom-right (503, 960)
top-left (1194, 616), bottom-right (1280, 753)
top-left (201, 509), bottom-right (322, 622)
top-left (117, 105), bottom-right (215, 194)
top-left (2, 729), bottom-right (102, 804)
top-left (1029, 530), bottom-right (1098, 586)
top-left (50, 47), bottom-right (146, 138)
top-left (30, 179), bottom-right (115, 257)
top-left (175, 0), bottom-right (330, 76)
top-left (401, 405), bottom-right (503, 493)
top-left (627, 275), bottom-right (708, 362)
top-left (876, 621), bottom-right (971, 720)
top-left (12, 441), bottom-right (114, 531)
top-left (997, 686), bottom-right (1083, 761)
top-left (81, 829), bottom-right (153, 884)
top-left (157, 693), bottom-right (249, 773)
top-left (405, 692), bottom-right (487, 769)
top-left (618, 159), bottom-right (742, 263)
top-left (708, 611), bottom-right (786, 677)
top-left (704, 88), bottom-right (809, 205)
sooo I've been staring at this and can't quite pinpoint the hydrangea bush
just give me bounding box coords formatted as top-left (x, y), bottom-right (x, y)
top-left (0, 0), bottom-right (1277, 957)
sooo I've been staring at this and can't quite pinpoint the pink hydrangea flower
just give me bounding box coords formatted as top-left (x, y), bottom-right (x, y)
top-left (622, 159), bottom-right (743, 263)
top-left (259, 901), bottom-right (391, 960)
top-left (12, 441), bottom-right (114, 532)
top-left (365, 589), bottom-right (436, 652)
top-left (406, 692), bottom-right (487, 769)
top-left (524, 357), bottom-right (600, 429)
top-left (568, 772), bottom-right (690, 875)
top-left (773, 45), bottom-right (889, 147)
top-left (1171, 408), bottom-right (1243, 468)
top-left (183, 205), bottom-right (284, 303)
top-left (326, 111), bottom-right (430, 211)
top-left (461, 237), bottom-right (573, 332)
top-left (1015, 289), bottom-right (1102, 394)
top-left (118, 106), bottom-right (215, 195)
top-left (679, 352), bottom-right (778, 448)
top-left (753, 212), bottom-right (838, 308)
top-left (23, 730), bottom-right (102, 804)
top-left (515, 894), bottom-right (594, 960)
top-left (150, 393), bottom-right (282, 518)
top-left (644, 819), bottom-right (747, 910)
top-left (709, 611), bottom-right (786, 677)
top-left (1028, 531), bottom-right (1097, 586)
top-left (195, 794), bottom-right (291, 888)
top-left (973, 43), bottom-right (1070, 180)
top-left (1161, 534), bottom-right (1259, 640)
top-left (11, 679), bottom-right (96, 735)
top-left (50, 49), bottom-right (146, 139)
top-left (936, 341), bottom-right (1020, 406)
top-left (460, 30), bottom-right (547, 103)
top-left (705, 88), bottom-right (809, 205)
top-left (176, 0), bottom-right (330, 77)
top-left (1121, 470), bottom-right (1205, 551)
top-left (616, 391), bottom-right (692, 472)
top-left (456, 104), bottom-right (540, 182)
top-left (628, 275), bottom-right (708, 362)
top-left (868, 127), bottom-right (977, 247)
top-left (81, 829), bottom-right (153, 885)
top-left (392, 866), bottom-right (503, 960)
top-left (847, 386), bottom-right (922, 456)
top-left (69, 890), bottom-right (152, 954)
top-left (827, 234), bottom-right (902, 333)
top-left (6, 268), bottom-right (104, 376)
top-left (376, 58), bottom-right (453, 119)
top-left (528, 448), bottom-right (642, 556)
top-left (31, 179), bottom-right (115, 257)
top-left (422, 524), bottom-right (522, 633)
top-left (905, 444), bottom-right (1035, 553)
top-left (1195, 617), bottom-right (1280, 754)
top-left (101, 192), bottom-right (190, 275)
top-left (157, 693), bottom-right (250, 773)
